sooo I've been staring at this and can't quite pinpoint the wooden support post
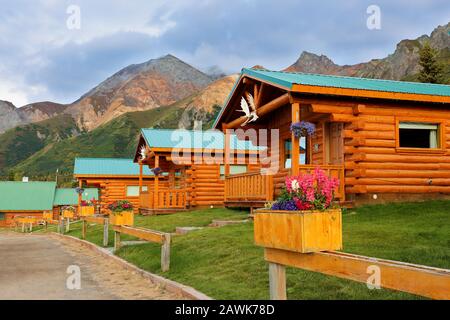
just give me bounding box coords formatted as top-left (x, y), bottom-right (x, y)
top-left (291, 102), bottom-right (300, 175)
top-left (269, 262), bottom-right (287, 300)
top-left (78, 180), bottom-right (82, 207)
top-left (81, 219), bottom-right (87, 239)
top-left (103, 218), bottom-right (109, 247)
top-left (224, 128), bottom-right (231, 176)
top-left (114, 230), bottom-right (121, 252)
top-left (139, 160), bottom-right (143, 195)
top-left (29, 223), bottom-right (33, 232)
top-left (154, 155), bottom-right (160, 209)
top-left (21, 223), bottom-right (25, 233)
top-left (59, 218), bottom-right (65, 234)
top-left (161, 233), bottom-right (171, 272)
top-left (65, 218), bottom-right (70, 233)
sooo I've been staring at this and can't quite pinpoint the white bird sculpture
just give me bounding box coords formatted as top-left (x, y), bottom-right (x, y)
top-left (238, 93), bottom-right (258, 126)
top-left (140, 145), bottom-right (147, 160)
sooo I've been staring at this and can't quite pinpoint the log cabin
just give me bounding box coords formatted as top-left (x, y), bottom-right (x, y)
top-left (134, 128), bottom-right (263, 213)
top-left (74, 158), bottom-right (156, 214)
top-left (214, 68), bottom-right (450, 206)
top-left (0, 181), bottom-right (100, 226)
top-left (0, 181), bottom-right (56, 227)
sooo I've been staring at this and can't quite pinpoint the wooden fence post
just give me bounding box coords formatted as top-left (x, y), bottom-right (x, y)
top-left (59, 218), bottom-right (65, 234)
top-left (21, 222), bottom-right (25, 233)
top-left (114, 230), bottom-right (121, 252)
top-left (65, 218), bottom-right (70, 233)
top-left (269, 262), bottom-right (287, 300)
top-left (29, 223), bottom-right (33, 232)
top-left (81, 219), bottom-right (87, 239)
top-left (161, 233), bottom-right (171, 272)
top-left (103, 218), bottom-right (109, 247)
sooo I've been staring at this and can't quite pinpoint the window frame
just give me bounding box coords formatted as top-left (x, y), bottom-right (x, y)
top-left (126, 185), bottom-right (148, 197)
top-left (395, 117), bottom-right (446, 154)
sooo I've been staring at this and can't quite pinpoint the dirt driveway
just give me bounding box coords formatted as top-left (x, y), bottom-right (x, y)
top-left (0, 232), bottom-right (183, 300)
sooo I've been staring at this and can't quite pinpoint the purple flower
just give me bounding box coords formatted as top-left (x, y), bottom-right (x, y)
top-left (271, 200), bottom-right (298, 211)
top-left (290, 121), bottom-right (315, 138)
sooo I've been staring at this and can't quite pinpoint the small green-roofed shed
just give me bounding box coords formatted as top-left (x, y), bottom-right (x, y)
top-left (53, 188), bottom-right (99, 206)
top-left (0, 181), bottom-right (56, 211)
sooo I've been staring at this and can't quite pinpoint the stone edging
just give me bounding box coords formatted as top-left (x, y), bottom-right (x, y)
top-left (50, 232), bottom-right (213, 300)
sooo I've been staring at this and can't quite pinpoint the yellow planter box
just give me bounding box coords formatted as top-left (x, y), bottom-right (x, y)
top-left (79, 206), bottom-right (95, 217)
top-left (62, 210), bottom-right (75, 218)
top-left (254, 208), bottom-right (342, 253)
top-left (109, 211), bottom-right (134, 226)
top-left (17, 217), bottom-right (37, 224)
top-left (43, 212), bottom-right (53, 220)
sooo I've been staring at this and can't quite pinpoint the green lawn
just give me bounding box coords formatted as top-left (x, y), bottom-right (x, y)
top-left (40, 201), bottom-right (450, 299)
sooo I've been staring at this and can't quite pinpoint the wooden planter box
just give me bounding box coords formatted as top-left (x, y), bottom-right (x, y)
top-left (109, 211), bottom-right (134, 226)
top-left (254, 209), bottom-right (342, 253)
top-left (79, 206), bottom-right (95, 217)
top-left (62, 210), bottom-right (75, 219)
top-left (43, 212), bottom-right (53, 220)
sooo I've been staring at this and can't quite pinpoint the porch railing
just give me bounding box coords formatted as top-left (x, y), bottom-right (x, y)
top-left (224, 165), bottom-right (345, 204)
top-left (139, 189), bottom-right (188, 210)
top-left (224, 172), bottom-right (273, 203)
top-left (296, 165), bottom-right (345, 201)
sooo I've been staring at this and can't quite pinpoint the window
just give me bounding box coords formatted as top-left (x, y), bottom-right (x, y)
top-left (126, 186), bottom-right (148, 197)
top-left (220, 165), bottom-right (247, 177)
top-left (399, 122), bottom-right (440, 149)
top-left (284, 138), bottom-right (307, 168)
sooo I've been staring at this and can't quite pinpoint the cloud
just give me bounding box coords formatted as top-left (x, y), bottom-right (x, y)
top-left (0, 0), bottom-right (448, 106)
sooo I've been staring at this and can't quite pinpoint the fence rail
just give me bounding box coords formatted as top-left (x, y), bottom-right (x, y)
top-left (139, 189), bottom-right (188, 210)
top-left (81, 216), bottom-right (109, 247)
top-left (113, 225), bottom-right (171, 272)
top-left (224, 172), bottom-right (273, 202)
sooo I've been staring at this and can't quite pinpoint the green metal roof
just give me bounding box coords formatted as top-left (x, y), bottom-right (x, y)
top-left (242, 68), bottom-right (450, 96)
top-left (53, 188), bottom-right (99, 206)
top-left (74, 158), bottom-right (154, 176)
top-left (0, 182), bottom-right (56, 211)
top-left (141, 128), bottom-right (263, 151)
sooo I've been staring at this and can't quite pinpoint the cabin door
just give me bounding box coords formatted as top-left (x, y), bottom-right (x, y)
top-left (327, 123), bottom-right (344, 164)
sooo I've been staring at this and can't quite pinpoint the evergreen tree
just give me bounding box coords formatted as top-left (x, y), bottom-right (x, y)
top-left (418, 42), bottom-right (443, 84)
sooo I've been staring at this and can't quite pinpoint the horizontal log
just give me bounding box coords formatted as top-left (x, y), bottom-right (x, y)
top-left (344, 146), bottom-right (395, 155)
top-left (346, 177), bottom-right (450, 186)
top-left (363, 154), bottom-right (450, 163)
top-left (365, 185), bottom-right (450, 193)
top-left (364, 169), bottom-right (450, 178)
top-left (356, 162), bottom-right (450, 170)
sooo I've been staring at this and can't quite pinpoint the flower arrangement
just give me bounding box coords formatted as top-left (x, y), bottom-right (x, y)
top-left (108, 200), bottom-right (133, 215)
top-left (271, 168), bottom-right (339, 211)
top-left (290, 121), bottom-right (315, 138)
top-left (75, 187), bottom-right (85, 195)
top-left (62, 206), bottom-right (76, 212)
top-left (152, 167), bottom-right (162, 176)
top-left (80, 198), bottom-right (97, 207)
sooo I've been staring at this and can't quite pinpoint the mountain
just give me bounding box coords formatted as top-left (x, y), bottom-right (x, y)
top-left (64, 54), bottom-right (213, 131)
top-left (286, 22), bottom-right (450, 83)
top-left (0, 100), bottom-right (67, 134)
top-left (8, 104), bottom-right (185, 180)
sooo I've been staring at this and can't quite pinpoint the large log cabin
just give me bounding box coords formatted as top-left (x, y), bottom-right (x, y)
top-left (214, 68), bottom-right (450, 206)
top-left (134, 128), bottom-right (262, 213)
top-left (74, 158), bottom-right (156, 213)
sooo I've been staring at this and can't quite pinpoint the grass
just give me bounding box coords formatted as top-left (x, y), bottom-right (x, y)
top-left (39, 201), bottom-right (450, 299)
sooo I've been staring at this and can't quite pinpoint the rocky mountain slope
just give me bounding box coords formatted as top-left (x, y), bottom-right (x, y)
top-left (286, 22), bottom-right (450, 82)
top-left (0, 100), bottom-right (67, 134)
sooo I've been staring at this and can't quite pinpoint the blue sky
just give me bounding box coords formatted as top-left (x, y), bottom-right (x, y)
top-left (0, 0), bottom-right (448, 106)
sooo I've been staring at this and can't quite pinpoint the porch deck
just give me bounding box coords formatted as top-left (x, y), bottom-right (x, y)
top-left (224, 165), bottom-right (345, 209)
top-left (139, 189), bottom-right (189, 215)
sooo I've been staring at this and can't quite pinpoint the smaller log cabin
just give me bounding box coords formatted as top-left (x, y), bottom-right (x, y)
top-left (0, 181), bottom-right (56, 227)
top-left (0, 182), bottom-right (98, 226)
top-left (134, 128), bottom-right (262, 213)
top-left (214, 68), bottom-right (450, 206)
top-left (74, 158), bottom-right (156, 213)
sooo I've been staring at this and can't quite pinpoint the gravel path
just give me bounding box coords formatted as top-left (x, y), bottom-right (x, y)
top-left (0, 232), bottom-right (183, 300)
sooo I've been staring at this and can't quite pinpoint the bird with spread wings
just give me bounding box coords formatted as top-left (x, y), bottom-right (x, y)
top-left (239, 93), bottom-right (259, 126)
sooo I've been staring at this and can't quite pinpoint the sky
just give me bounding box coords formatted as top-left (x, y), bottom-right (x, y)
top-left (0, 0), bottom-right (448, 107)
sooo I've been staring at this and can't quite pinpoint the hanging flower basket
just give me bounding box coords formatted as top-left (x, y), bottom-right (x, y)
top-left (152, 167), bottom-right (162, 176)
top-left (254, 168), bottom-right (342, 253)
top-left (290, 121), bottom-right (315, 138)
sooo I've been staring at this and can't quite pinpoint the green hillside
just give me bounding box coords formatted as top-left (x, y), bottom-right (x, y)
top-left (7, 105), bottom-right (184, 180)
top-left (0, 114), bottom-right (80, 175)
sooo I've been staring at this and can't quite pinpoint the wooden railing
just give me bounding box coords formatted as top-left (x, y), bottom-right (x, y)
top-left (224, 165), bottom-right (345, 203)
top-left (224, 172), bottom-right (273, 202)
top-left (140, 189), bottom-right (188, 210)
top-left (296, 165), bottom-right (345, 201)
